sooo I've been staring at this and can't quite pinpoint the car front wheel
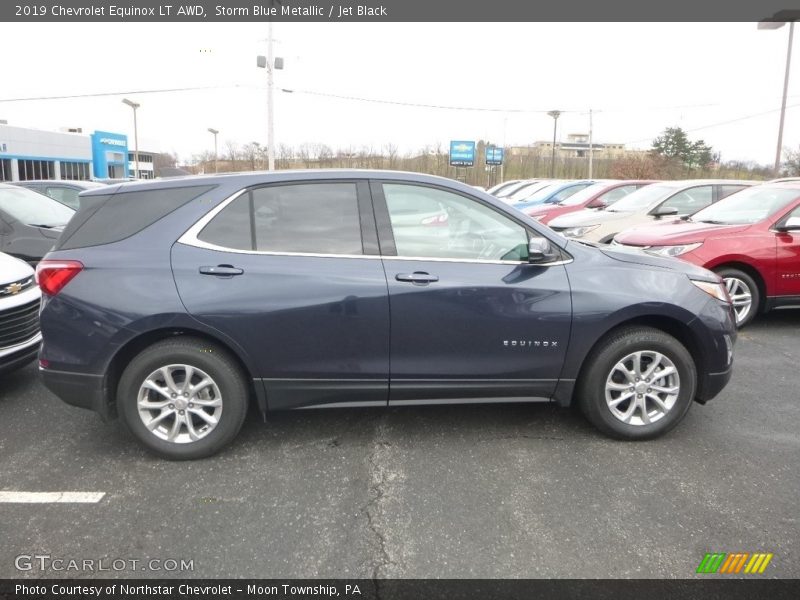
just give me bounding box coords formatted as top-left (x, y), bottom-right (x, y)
top-left (117, 337), bottom-right (249, 460)
top-left (715, 268), bottom-right (759, 328)
top-left (578, 326), bottom-right (697, 440)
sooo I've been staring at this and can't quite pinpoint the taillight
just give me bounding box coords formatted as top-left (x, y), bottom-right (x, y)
top-left (35, 260), bottom-right (84, 296)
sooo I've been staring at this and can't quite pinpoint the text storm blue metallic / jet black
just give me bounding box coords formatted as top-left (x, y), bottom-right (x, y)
top-left (36, 171), bottom-right (736, 459)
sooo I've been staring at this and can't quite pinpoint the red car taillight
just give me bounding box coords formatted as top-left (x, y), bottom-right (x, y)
top-left (35, 260), bottom-right (84, 296)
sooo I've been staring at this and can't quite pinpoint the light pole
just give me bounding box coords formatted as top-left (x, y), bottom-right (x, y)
top-left (208, 128), bottom-right (219, 173)
top-left (547, 110), bottom-right (561, 178)
top-left (759, 12), bottom-right (797, 176)
top-left (257, 23), bottom-right (284, 171)
top-left (122, 98), bottom-right (140, 179)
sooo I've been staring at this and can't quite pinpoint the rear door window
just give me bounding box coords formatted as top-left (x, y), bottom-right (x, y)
top-left (198, 182), bottom-right (364, 255)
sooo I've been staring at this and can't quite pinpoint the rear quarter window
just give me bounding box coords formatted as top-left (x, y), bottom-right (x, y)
top-left (56, 185), bottom-right (215, 250)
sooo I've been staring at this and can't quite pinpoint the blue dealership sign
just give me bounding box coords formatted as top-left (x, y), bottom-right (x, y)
top-left (449, 140), bottom-right (476, 167)
top-left (486, 146), bottom-right (504, 166)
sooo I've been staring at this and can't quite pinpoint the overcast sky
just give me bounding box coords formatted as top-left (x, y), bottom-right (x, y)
top-left (1, 22), bottom-right (797, 164)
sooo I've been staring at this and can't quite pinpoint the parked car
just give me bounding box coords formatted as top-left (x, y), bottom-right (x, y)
top-left (494, 179), bottom-right (546, 199)
top-left (0, 252), bottom-right (41, 374)
top-left (549, 180), bottom-right (755, 243)
top-left (503, 179), bottom-right (557, 202)
top-left (486, 179), bottom-right (522, 196)
top-left (613, 182), bottom-right (800, 327)
top-left (11, 180), bottom-right (106, 210)
top-left (524, 180), bottom-right (657, 224)
top-left (0, 183), bottom-right (76, 265)
top-left (512, 180), bottom-right (596, 211)
top-left (37, 171), bottom-right (736, 459)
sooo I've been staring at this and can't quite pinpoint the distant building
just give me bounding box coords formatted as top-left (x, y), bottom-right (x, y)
top-left (0, 123), bottom-right (157, 182)
top-left (509, 133), bottom-right (646, 160)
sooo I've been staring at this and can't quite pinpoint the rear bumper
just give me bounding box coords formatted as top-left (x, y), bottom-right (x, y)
top-left (40, 368), bottom-right (113, 421)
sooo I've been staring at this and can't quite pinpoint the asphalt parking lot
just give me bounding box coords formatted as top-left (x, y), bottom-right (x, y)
top-left (0, 310), bottom-right (798, 579)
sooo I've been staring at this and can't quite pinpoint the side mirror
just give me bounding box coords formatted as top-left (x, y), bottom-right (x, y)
top-left (528, 237), bottom-right (558, 264)
top-left (777, 216), bottom-right (800, 232)
top-left (587, 199), bottom-right (605, 209)
top-left (652, 205), bottom-right (679, 218)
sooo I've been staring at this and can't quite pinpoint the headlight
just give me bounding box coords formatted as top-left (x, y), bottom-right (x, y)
top-left (561, 224), bottom-right (600, 238)
top-left (645, 243), bottom-right (702, 257)
top-left (691, 279), bottom-right (731, 303)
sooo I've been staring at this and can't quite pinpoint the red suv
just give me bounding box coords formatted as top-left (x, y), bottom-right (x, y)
top-left (613, 182), bottom-right (800, 327)
top-left (525, 180), bottom-right (657, 224)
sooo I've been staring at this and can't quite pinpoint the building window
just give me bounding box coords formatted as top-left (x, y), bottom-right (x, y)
top-left (60, 161), bottom-right (90, 180)
top-left (17, 159), bottom-right (55, 181)
top-left (0, 159), bottom-right (10, 181)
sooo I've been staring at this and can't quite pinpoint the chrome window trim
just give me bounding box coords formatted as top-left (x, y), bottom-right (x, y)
top-left (177, 187), bottom-right (573, 267)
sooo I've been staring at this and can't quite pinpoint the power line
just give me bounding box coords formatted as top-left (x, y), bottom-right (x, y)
top-left (0, 85), bottom-right (242, 103)
top-left (622, 102), bottom-right (800, 146)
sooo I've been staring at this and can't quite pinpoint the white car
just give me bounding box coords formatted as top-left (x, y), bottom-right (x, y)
top-left (0, 252), bottom-right (41, 374)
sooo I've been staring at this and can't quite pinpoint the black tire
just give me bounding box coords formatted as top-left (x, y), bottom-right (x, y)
top-left (714, 268), bottom-right (760, 328)
top-left (117, 337), bottom-right (249, 460)
top-left (577, 326), bottom-right (697, 440)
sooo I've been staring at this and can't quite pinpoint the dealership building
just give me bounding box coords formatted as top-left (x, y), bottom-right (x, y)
top-left (0, 123), bottom-right (155, 182)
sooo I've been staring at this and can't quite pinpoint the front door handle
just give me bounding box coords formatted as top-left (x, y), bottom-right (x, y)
top-left (395, 272), bottom-right (439, 285)
top-left (199, 265), bottom-right (244, 276)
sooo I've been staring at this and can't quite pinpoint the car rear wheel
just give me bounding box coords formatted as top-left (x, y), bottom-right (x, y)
top-left (117, 337), bottom-right (249, 460)
top-left (715, 268), bottom-right (759, 328)
top-left (577, 326), bottom-right (697, 440)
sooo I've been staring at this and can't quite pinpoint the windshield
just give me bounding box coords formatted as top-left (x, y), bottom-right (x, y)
top-left (512, 182), bottom-right (564, 203)
top-left (0, 186), bottom-right (75, 227)
top-left (691, 186), bottom-right (800, 225)
top-left (496, 180), bottom-right (535, 198)
top-left (558, 182), bottom-right (610, 206)
top-left (507, 181), bottom-right (553, 201)
top-left (607, 183), bottom-right (677, 212)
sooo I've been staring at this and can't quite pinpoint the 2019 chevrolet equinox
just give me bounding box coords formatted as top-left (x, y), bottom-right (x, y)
top-left (36, 171), bottom-right (736, 459)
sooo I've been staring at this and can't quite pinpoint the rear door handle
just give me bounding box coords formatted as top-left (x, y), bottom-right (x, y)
top-left (395, 272), bottom-right (439, 284)
top-left (199, 265), bottom-right (244, 276)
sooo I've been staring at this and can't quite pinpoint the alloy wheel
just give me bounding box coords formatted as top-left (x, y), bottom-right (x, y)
top-left (604, 351), bottom-right (680, 426)
top-left (137, 364), bottom-right (223, 444)
top-left (723, 277), bottom-right (753, 325)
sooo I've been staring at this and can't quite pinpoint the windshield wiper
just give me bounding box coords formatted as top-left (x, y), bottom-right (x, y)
top-left (696, 219), bottom-right (726, 225)
top-left (29, 223), bottom-right (56, 228)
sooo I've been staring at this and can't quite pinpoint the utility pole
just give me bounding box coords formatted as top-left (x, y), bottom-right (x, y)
top-left (588, 109), bottom-right (594, 179)
top-left (266, 21), bottom-right (275, 170)
top-left (758, 14), bottom-right (797, 176)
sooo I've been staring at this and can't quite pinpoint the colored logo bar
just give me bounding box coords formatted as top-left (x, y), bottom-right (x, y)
top-left (696, 552), bottom-right (773, 574)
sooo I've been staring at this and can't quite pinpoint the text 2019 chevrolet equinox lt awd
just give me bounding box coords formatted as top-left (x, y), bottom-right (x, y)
top-left (36, 171), bottom-right (736, 459)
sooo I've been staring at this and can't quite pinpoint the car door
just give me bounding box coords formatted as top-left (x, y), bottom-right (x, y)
top-left (372, 181), bottom-right (572, 404)
top-left (775, 204), bottom-right (800, 297)
top-left (171, 180), bottom-right (391, 409)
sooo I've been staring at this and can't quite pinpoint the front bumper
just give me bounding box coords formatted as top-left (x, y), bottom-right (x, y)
top-left (40, 368), bottom-right (113, 421)
top-left (0, 339), bottom-right (40, 374)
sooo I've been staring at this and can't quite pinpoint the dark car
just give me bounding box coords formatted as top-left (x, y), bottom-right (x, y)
top-left (11, 179), bottom-right (106, 210)
top-left (36, 171), bottom-right (736, 459)
top-left (0, 183), bottom-right (75, 265)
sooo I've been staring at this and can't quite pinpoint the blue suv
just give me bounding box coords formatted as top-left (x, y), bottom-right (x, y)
top-left (36, 171), bottom-right (736, 459)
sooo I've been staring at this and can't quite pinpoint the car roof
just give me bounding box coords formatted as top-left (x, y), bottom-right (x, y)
top-left (11, 179), bottom-right (105, 188)
top-left (79, 169), bottom-right (489, 197)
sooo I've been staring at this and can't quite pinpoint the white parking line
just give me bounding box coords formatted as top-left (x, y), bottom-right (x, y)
top-left (0, 492), bottom-right (105, 503)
